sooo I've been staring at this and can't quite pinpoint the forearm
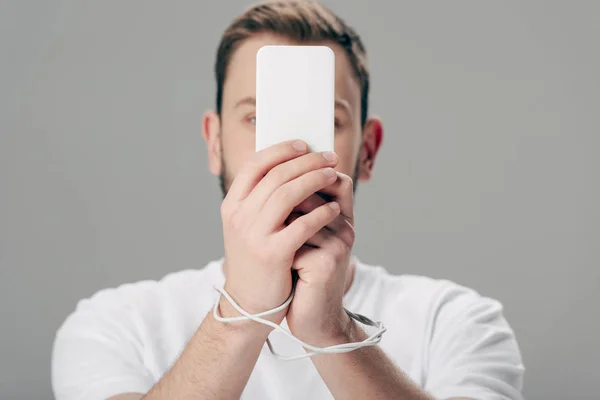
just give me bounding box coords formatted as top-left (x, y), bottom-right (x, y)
top-left (311, 316), bottom-right (435, 400)
top-left (143, 298), bottom-right (270, 400)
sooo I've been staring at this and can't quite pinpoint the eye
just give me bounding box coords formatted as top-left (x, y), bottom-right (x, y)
top-left (247, 115), bottom-right (256, 126)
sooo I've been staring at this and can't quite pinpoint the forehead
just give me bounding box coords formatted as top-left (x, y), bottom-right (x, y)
top-left (222, 34), bottom-right (361, 113)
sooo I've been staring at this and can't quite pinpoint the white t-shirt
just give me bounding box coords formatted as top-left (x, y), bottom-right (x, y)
top-left (52, 257), bottom-right (524, 400)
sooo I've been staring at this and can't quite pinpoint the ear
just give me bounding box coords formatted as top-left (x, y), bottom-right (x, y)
top-left (202, 110), bottom-right (222, 176)
top-left (357, 116), bottom-right (384, 182)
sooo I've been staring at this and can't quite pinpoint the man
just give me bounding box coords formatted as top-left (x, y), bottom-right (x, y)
top-left (52, 1), bottom-right (525, 399)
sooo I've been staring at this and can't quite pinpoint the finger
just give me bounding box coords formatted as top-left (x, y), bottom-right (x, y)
top-left (262, 168), bottom-right (338, 230)
top-left (226, 140), bottom-right (308, 202)
top-left (277, 201), bottom-right (340, 253)
top-left (284, 210), bottom-right (305, 226)
top-left (292, 192), bottom-right (326, 215)
top-left (291, 192), bottom-right (354, 247)
top-left (303, 224), bottom-right (333, 247)
top-left (304, 229), bottom-right (352, 267)
top-left (286, 211), bottom-right (325, 248)
top-left (316, 172), bottom-right (355, 226)
top-left (287, 210), bottom-right (354, 249)
top-left (244, 151), bottom-right (338, 215)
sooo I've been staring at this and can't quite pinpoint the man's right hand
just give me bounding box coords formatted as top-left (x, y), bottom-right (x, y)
top-left (219, 140), bottom-right (341, 327)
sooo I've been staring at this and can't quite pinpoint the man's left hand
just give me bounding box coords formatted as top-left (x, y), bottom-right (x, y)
top-left (285, 169), bottom-right (357, 346)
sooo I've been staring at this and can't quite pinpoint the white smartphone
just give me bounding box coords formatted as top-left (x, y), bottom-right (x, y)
top-left (255, 45), bottom-right (335, 153)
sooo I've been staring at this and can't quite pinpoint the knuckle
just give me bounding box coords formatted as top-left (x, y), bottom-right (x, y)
top-left (339, 173), bottom-right (353, 189)
top-left (319, 252), bottom-right (337, 268)
top-left (274, 185), bottom-right (294, 205)
top-left (331, 238), bottom-right (348, 259)
top-left (228, 208), bottom-right (245, 231)
top-left (295, 217), bottom-right (312, 237)
top-left (265, 166), bottom-right (284, 185)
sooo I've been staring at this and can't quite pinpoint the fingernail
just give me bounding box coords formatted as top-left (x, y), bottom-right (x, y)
top-left (328, 202), bottom-right (340, 211)
top-left (322, 167), bottom-right (336, 177)
top-left (322, 151), bottom-right (338, 162)
top-left (293, 141), bottom-right (307, 151)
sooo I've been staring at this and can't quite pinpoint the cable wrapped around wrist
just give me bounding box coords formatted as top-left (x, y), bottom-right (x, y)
top-left (212, 277), bottom-right (386, 361)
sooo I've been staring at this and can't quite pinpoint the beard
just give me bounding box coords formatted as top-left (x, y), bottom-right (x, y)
top-left (218, 150), bottom-right (361, 200)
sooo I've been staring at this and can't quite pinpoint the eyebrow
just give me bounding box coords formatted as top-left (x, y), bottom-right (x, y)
top-left (334, 98), bottom-right (352, 117)
top-left (235, 96), bottom-right (352, 116)
top-left (234, 97), bottom-right (256, 109)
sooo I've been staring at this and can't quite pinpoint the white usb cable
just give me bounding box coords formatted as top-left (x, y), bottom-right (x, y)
top-left (212, 280), bottom-right (387, 361)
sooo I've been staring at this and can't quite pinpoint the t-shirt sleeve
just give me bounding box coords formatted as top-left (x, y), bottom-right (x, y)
top-left (423, 282), bottom-right (525, 400)
top-left (51, 286), bottom-right (156, 400)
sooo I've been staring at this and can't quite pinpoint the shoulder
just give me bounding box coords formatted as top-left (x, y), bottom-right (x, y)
top-left (356, 259), bottom-right (504, 319)
top-left (354, 259), bottom-right (487, 318)
top-left (56, 260), bottom-right (223, 335)
top-left (357, 261), bottom-right (524, 399)
top-left (51, 260), bottom-right (224, 399)
top-left (53, 260), bottom-right (225, 360)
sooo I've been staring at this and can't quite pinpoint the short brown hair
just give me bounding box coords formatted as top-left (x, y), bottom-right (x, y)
top-left (214, 0), bottom-right (370, 126)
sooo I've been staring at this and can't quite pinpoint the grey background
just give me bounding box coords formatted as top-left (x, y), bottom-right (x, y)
top-left (1, 1), bottom-right (598, 399)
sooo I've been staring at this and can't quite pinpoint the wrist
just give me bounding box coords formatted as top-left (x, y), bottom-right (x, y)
top-left (206, 298), bottom-right (273, 343)
top-left (296, 309), bottom-right (359, 347)
top-left (221, 275), bottom-right (292, 323)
